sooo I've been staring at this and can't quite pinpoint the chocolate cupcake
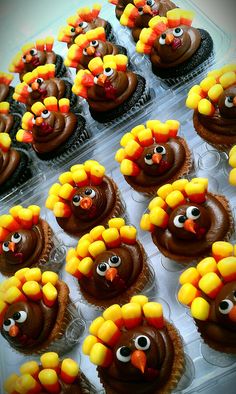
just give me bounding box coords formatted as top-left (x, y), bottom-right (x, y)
top-left (116, 0), bottom-right (177, 42)
top-left (115, 119), bottom-right (192, 195)
top-left (9, 37), bottom-right (67, 82)
top-left (82, 295), bottom-right (185, 393)
top-left (45, 160), bottom-right (125, 237)
top-left (58, 3), bottom-right (115, 48)
top-left (15, 97), bottom-right (88, 163)
top-left (186, 64), bottom-right (236, 152)
top-left (0, 101), bottom-right (21, 144)
top-left (14, 64), bottom-right (79, 111)
top-left (65, 27), bottom-right (127, 72)
top-left (140, 178), bottom-right (233, 264)
top-left (0, 269), bottom-right (83, 355)
top-left (72, 55), bottom-right (149, 123)
top-left (0, 133), bottom-right (32, 197)
top-left (109, 0), bottom-right (133, 20)
top-left (4, 352), bottom-right (95, 393)
top-left (136, 8), bottom-right (213, 81)
top-left (0, 71), bottom-right (24, 115)
top-left (178, 241), bottom-right (236, 353)
top-left (66, 218), bottom-right (151, 308)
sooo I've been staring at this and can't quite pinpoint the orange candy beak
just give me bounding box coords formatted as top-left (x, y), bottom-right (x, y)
top-left (9, 324), bottom-right (20, 337)
top-left (165, 34), bottom-right (174, 45)
top-left (152, 153), bottom-right (162, 164)
top-left (86, 46), bottom-right (96, 56)
top-left (80, 197), bottom-right (93, 210)
top-left (233, 97), bottom-right (236, 106)
top-left (35, 117), bottom-right (43, 126)
top-left (229, 305), bottom-right (236, 322)
top-left (25, 54), bottom-right (33, 63)
top-left (131, 350), bottom-right (146, 373)
top-left (105, 267), bottom-right (118, 282)
top-left (97, 74), bottom-right (107, 86)
top-left (184, 219), bottom-right (196, 234)
top-left (76, 27), bottom-right (83, 34)
top-left (143, 5), bottom-right (152, 15)
top-left (31, 81), bottom-right (39, 91)
top-left (8, 242), bottom-right (16, 252)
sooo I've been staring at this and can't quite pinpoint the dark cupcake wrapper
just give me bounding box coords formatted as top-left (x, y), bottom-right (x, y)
top-left (105, 21), bottom-right (116, 43)
top-left (5, 86), bottom-right (25, 116)
top-left (55, 54), bottom-right (68, 78)
top-left (63, 79), bottom-right (81, 111)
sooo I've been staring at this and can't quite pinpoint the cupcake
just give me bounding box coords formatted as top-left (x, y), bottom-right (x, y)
top-left (115, 119), bottom-right (192, 195)
top-left (136, 8), bottom-right (213, 81)
top-left (64, 27), bottom-right (127, 72)
top-left (58, 3), bottom-right (115, 48)
top-left (13, 64), bottom-right (79, 111)
top-left (186, 64), bottom-right (236, 152)
top-left (72, 55), bottom-right (149, 123)
top-left (4, 352), bottom-right (95, 394)
top-left (15, 97), bottom-right (88, 162)
top-left (140, 178), bottom-right (233, 264)
top-left (0, 102), bottom-right (21, 144)
top-left (9, 37), bottom-right (67, 82)
top-left (0, 268), bottom-right (83, 355)
top-left (116, 0), bottom-right (177, 42)
top-left (0, 71), bottom-right (24, 115)
top-left (0, 134), bottom-right (32, 197)
top-left (65, 218), bottom-right (151, 308)
top-left (0, 205), bottom-right (56, 276)
top-left (109, 0), bottom-right (133, 20)
top-left (45, 160), bottom-right (125, 237)
top-left (82, 295), bottom-right (185, 393)
top-left (178, 241), bottom-right (236, 353)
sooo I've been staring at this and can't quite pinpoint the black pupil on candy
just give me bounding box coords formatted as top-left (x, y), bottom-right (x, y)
top-left (92, 41), bottom-right (96, 45)
top-left (147, 1), bottom-right (152, 5)
top-left (228, 97), bottom-right (233, 103)
top-left (179, 215), bottom-right (186, 223)
top-left (30, 50), bottom-right (35, 55)
top-left (4, 242), bottom-right (9, 247)
top-left (43, 110), bottom-right (48, 114)
top-left (85, 189), bottom-right (92, 195)
top-left (120, 346), bottom-right (131, 357)
top-left (14, 233), bottom-right (20, 239)
top-left (111, 256), bottom-right (119, 263)
top-left (156, 147), bottom-right (163, 153)
top-left (37, 79), bottom-right (42, 84)
top-left (13, 312), bottom-right (21, 320)
top-left (71, 28), bottom-right (75, 32)
top-left (234, 291), bottom-right (236, 297)
top-left (220, 301), bottom-right (229, 310)
top-left (145, 153), bottom-right (152, 160)
top-left (175, 28), bottom-right (181, 33)
top-left (192, 208), bottom-right (200, 217)
top-left (105, 68), bottom-right (111, 72)
top-left (73, 195), bottom-right (80, 202)
top-left (4, 319), bottom-right (11, 326)
top-left (79, 22), bottom-right (83, 27)
top-left (99, 263), bottom-right (107, 272)
top-left (161, 33), bottom-right (166, 39)
top-left (138, 336), bottom-right (147, 347)
top-left (138, 7), bottom-right (143, 11)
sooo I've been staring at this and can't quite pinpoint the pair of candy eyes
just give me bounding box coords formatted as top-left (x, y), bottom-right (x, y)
top-left (138, 0), bottom-right (156, 14)
top-left (225, 96), bottom-right (235, 108)
top-left (72, 188), bottom-right (96, 206)
top-left (27, 78), bottom-right (44, 93)
top-left (83, 41), bottom-right (99, 55)
top-left (2, 233), bottom-right (22, 252)
top-left (94, 67), bottom-right (114, 84)
top-left (32, 109), bottom-right (51, 123)
top-left (174, 207), bottom-right (201, 228)
top-left (97, 256), bottom-right (121, 276)
top-left (144, 145), bottom-right (166, 165)
top-left (159, 28), bottom-right (183, 45)
top-left (3, 311), bottom-right (27, 332)
top-left (22, 48), bottom-right (38, 61)
top-left (70, 21), bottom-right (88, 34)
top-left (219, 293), bottom-right (236, 314)
top-left (117, 335), bottom-right (151, 362)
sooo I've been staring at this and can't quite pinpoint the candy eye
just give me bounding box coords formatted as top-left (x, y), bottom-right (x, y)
top-left (90, 40), bottom-right (98, 47)
top-left (94, 75), bottom-right (99, 84)
top-left (173, 27), bottom-right (183, 37)
top-left (30, 48), bottom-right (37, 56)
top-left (159, 33), bottom-right (166, 45)
top-left (13, 311), bottom-right (27, 323)
top-left (138, 7), bottom-right (144, 15)
top-left (11, 233), bottom-right (22, 244)
top-left (36, 78), bottom-right (44, 84)
top-left (83, 48), bottom-right (88, 56)
top-left (104, 67), bottom-right (113, 77)
top-left (186, 206), bottom-right (201, 220)
top-left (154, 145), bottom-right (166, 155)
top-left (225, 96), bottom-right (234, 108)
top-left (219, 299), bottom-right (234, 314)
top-left (79, 21), bottom-right (88, 29)
top-left (147, 0), bottom-right (155, 6)
top-left (116, 346), bottom-right (131, 362)
top-left (134, 335), bottom-right (151, 351)
top-left (96, 262), bottom-right (109, 276)
top-left (109, 255), bottom-right (121, 267)
top-left (144, 153), bottom-right (153, 165)
top-left (27, 86), bottom-right (32, 92)
top-left (84, 188), bottom-right (96, 198)
top-left (22, 55), bottom-right (27, 63)
top-left (70, 27), bottom-right (76, 35)
top-left (72, 195), bottom-right (82, 206)
top-left (41, 109), bottom-right (50, 119)
top-left (3, 318), bottom-right (15, 332)
top-left (2, 242), bottom-right (9, 252)
top-left (173, 215), bottom-right (186, 228)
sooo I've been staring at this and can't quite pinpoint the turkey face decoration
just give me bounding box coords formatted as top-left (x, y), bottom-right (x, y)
top-left (71, 186), bottom-right (107, 221)
top-left (0, 72), bottom-right (14, 102)
top-left (215, 282), bottom-right (236, 330)
top-left (0, 102), bottom-right (14, 134)
top-left (218, 85), bottom-right (236, 118)
top-left (137, 143), bottom-right (173, 176)
top-left (2, 230), bottom-right (38, 265)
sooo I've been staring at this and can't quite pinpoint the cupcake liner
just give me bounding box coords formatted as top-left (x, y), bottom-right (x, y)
top-left (55, 54), bottom-right (68, 78)
top-left (63, 79), bottom-right (81, 111)
top-left (195, 322), bottom-right (236, 354)
top-left (115, 44), bottom-right (127, 56)
top-left (105, 21), bottom-right (116, 43)
top-left (89, 74), bottom-right (150, 124)
top-left (80, 371), bottom-right (98, 394)
top-left (5, 86), bottom-right (25, 116)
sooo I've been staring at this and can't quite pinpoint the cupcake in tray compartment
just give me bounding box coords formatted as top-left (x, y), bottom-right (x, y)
top-left (58, 3), bottom-right (115, 48)
top-left (186, 64), bottom-right (236, 152)
top-left (140, 177), bottom-right (233, 264)
top-left (82, 294), bottom-right (185, 394)
top-left (72, 55), bottom-right (149, 123)
top-left (0, 102), bottom-right (21, 145)
top-left (178, 241), bottom-right (236, 353)
top-left (0, 268), bottom-right (85, 355)
top-left (136, 8), bottom-right (213, 82)
top-left (0, 72), bottom-right (24, 115)
top-left (115, 119), bottom-right (192, 195)
top-left (45, 160), bottom-right (125, 237)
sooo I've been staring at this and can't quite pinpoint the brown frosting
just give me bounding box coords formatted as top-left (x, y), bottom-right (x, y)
top-left (87, 70), bottom-right (138, 112)
top-left (98, 324), bottom-right (175, 393)
top-left (67, 17), bottom-right (108, 48)
top-left (76, 41), bottom-right (121, 71)
top-left (195, 282), bottom-right (236, 353)
top-left (0, 83), bottom-right (10, 101)
top-left (0, 113), bottom-right (14, 133)
top-left (32, 111), bottom-right (77, 154)
top-left (115, 0), bottom-right (133, 19)
top-left (56, 176), bottom-right (119, 235)
top-left (26, 78), bottom-right (66, 110)
top-left (152, 193), bottom-right (231, 262)
top-left (0, 148), bottom-right (21, 186)
top-left (150, 25), bottom-right (201, 69)
top-left (19, 51), bottom-right (57, 81)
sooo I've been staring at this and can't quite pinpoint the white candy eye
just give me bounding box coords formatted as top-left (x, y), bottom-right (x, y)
top-left (173, 215), bottom-right (186, 228)
top-left (27, 86), bottom-right (32, 92)
top-left (36, 78), bottom-right (44, 84)
top-left (22, 55), bottom-right (27, 63)
top-left (3, 318), bottom-right (15, 332)
top-left (104, 67), bottom-right (113, 77)
top-left (2, 242), bottom-right (10, 252)
top-left (116, 346), bottom-right (131, 362)
top-left (186, 206), bottom-right (201, 220)
top-left (159, 33), bottom-right (166, 45)
top-left (72, 194), bottom-right (82, 207)
top-left (79, 21), bottom-right (88, 29)
top-left (109, 255), bottom-right (121, 267)
top-left (83, 48), bottom-right (88, 56)
top-left (138, 7), bottom-right (144, 15)
top-left (96, 262), bottom-right (109, 276)
top-left (154, 145), bottom-right (166, 155)
top-left (84, 188), bottom-right (96, 198)
top-left (41, 109), bottom-right (50, 119)
top-left (134, 335), bottom-right (151, 351)
top-left (30, 48), bottom-right (37, 56)
top-left (144, 153), bottom-right (153, 165)
top-left (11, 233), bottom-right (22, 244)
top-left (225, 96), bottom-right (234, 108)
top-left (70, 27), bottom-right (76, 36)
top-left (173, 27), bottom-right (183, 37)
top-left (219, 299), bottom-right (234, 314)
top-left (13, 311), bottom-right (27, 323)
top-left (147, 0), bottom-right (155, 6)
top-left (94, 75), bottom-right (99, 84)
top-left (90, 40), bottom-right (99, 47)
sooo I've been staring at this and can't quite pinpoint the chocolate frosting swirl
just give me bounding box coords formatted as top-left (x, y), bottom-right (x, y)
top-left (77, 41), bottom-right (122, 71)
top-left (0, 113), bottom-right (14, 133)
top-left (115, 0), bottom-right (133, 19)
top-left (0, 148), bottom-right (21, 186)
top-left (19, 51), bottom-right (57, 81)
top-left (0, 83), bottom-right (10, 102)
top-left (26, 78), bottom-right (66, 110)
top-left (67, 17), bottom-right (108, 48)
